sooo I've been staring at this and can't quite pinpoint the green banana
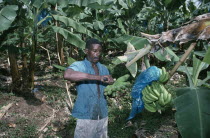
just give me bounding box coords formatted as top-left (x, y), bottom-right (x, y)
top-left (158, 93), bottom-right (165, 106)
top-left (162, 72), bottom-right (169, 83)
top-left (162, 67), bottom-right (166, 76)
top-left (142, 78), bottom-right (172, 113)
top-left (116, 74), bottom-right (130, 82)
top-left (159, 67), bottom-right (166, 82)
top-left (142, 89), bottom-right (147, 96)
top-left (152, 89), bottom-right (160, 97)
top-left (164, 93), bottom-right (172, 104)
top-left (150, 102), bottom-right (157, 108)
top-left (147, 85), bottom-right (153, 93)
top-left (152, 82), bottom-right (162, 95)
top-left (147, 93), bottom-right (159, 101)
top-left (142, 95), bottom-right (152, 103)
top-left (107, 90), bottom-right (112, 95)
top-left (159, 84), bottom-right (168, 101)
top-left (159, 73), bottom-right (165, 83)
top-left (145, 94), bottom-right (156, 102)
top-left (144, 103), bottom-right (157, 112)
top-left (159, 68), bottom-right (162, 76)
top-left (150, 82), bottom-right (161, 97)
top-left (144, 86), bottom-right (150, 95)
top-left (112, 92), bottom-right (116, 97)
top-left (147, 85), bottom-right (159, 100)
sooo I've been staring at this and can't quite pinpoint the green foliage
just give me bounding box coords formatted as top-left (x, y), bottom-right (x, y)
top-left (174, 87), bottom-right (210, 138)
top-left (154, 47), bottom-right (179, 62)
top-left (107, 63), bottom-right (130, 79)
top-left (53, 57), bottom-right (76, 71)
top-left (52, 15), bottom-right (99, 39)
top-left (52, 64), bottom-right (66, 71)
top-left (175, 53), bottom-right (210, 138)
top-left (112, 35), bottom-right (150, 50)
top-left (177, 55), bottom-right (209, 87)
top-left (0, 5), bottom-right (18, 32)
top-left (67, 57), bottom-right (76, 65)
top-left (69, 0), bottom-right (115, 8)
top-left (203, 47), bottom-right (210, 64)
top-left (51, 26), bottom-right (85, 49)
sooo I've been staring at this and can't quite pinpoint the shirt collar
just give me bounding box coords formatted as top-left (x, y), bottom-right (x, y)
top-left (84, 58), bottom-right (100, 67)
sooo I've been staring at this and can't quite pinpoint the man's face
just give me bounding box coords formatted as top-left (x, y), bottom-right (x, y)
top-left (86, 44), bottom-right (102, 64)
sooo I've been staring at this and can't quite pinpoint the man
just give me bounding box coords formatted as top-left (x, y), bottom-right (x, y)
top-left (64, 38), bottom-right (114, 138)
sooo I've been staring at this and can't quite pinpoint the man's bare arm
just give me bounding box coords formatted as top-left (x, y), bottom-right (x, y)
top-left (64, 69), bottom-right (114, 84)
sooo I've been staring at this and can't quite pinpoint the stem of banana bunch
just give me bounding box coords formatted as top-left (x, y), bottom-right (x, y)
top-left (169, 42), bottom-right (197, 76)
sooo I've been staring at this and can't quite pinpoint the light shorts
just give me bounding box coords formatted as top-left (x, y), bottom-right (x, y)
top-left (74, 117), bottom-right (108, 138)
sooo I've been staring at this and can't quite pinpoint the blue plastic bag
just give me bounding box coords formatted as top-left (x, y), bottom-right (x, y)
top-left (127, 66), bottom-right (161, 120)
top-left (38, 9), bottom-right (51, 26)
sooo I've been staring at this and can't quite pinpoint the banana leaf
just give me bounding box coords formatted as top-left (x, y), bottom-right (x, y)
top-left (111, 35), bottom-right (149, 50)
top-left (52, 15), bottom-right (99, 39)
top-left (127, 62), bottom-right (137, 78)
top-left (154, 47), bottom-right (179, 62)
top-left (174, 87), bottom-right (210, 138)
top-left (203, 47), bottom-right (210, 64)
top-left (0, 5), bottom-right (18, 32)
top-left (67, 57), bottom-right (76, 66)
top-left (93, 20), bottom-right (104, 30)
top-left (51, 26), bottom-right (85, 49)
top-left (177, 55), bottom-right (209, 87)
top-left (69, 0), bottom-right (114, 8)
top-left (52, 64), bottom-right (66, 71)
top-left (192, 55), bottom-right (209, 86)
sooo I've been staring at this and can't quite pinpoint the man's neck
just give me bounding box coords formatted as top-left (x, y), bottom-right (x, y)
top-left (92, 63), bottom-right (97, 67)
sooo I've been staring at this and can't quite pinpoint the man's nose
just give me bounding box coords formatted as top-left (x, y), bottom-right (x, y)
top-left (95, 52), bottom-right (100, 57)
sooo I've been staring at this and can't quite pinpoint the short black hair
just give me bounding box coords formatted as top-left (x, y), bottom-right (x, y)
top-left (85, 38), bottom-right (102, 49)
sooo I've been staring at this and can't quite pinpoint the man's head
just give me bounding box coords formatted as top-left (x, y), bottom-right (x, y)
top-left (85, 38), bottom-right (102, 64)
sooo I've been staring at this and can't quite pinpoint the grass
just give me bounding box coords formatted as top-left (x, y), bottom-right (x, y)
top-left (107, 101), bottom-right (176, 138)
top-left (0, 117), bottom-right (37, 138)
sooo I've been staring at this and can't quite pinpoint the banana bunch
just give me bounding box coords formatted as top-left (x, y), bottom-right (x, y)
top-left (142, 81), bottom-right (172, 113)
top-left (104, 74), bottom-right (131, 97)
top-left (159, 67), bottom-right (170, 83)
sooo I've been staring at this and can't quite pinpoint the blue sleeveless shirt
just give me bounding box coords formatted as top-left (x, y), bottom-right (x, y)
top-left (67, 58), bottom-right (110, 120)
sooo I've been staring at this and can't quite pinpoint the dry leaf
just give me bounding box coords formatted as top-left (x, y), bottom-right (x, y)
top-left (8, 123), bottom-right (16, 128)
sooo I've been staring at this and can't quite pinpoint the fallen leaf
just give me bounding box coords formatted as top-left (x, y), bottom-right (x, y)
top-left (8, 123), bottom-right (16, 128)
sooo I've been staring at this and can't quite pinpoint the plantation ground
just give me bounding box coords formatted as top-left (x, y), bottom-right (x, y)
top-left (0, 63), bottom-right (182, 138)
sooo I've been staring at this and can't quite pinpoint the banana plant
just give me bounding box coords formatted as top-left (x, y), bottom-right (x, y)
top-left (53, 57), bottom-right (76, 71)
top-left (203, 46), bottom-right (210, 65)
top-left (177, 55), bottom-right (209, 88)
top-left (0, 5), bottom-right (18, 32)
top-left (174, 54), bottom-right (210, 138)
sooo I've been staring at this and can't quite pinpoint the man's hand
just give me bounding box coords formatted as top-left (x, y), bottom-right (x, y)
top-left (101, 75), bottom-right (114, 84)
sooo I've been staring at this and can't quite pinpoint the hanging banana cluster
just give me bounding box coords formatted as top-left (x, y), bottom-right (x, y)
top-left (159, 67), bottom-right (170, 83)
top-left (104, 74), bottom-right (131, 97)
top-left (142, 67), bottom-right (172, 113)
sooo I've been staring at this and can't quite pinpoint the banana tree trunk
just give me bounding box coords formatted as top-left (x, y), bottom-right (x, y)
top-left (56, 31), bottom-right (64, 65)
top-left (28, 8), bottom-right (38, 90)
top-left (54, 4), bottom-right (64, 65)
top-left (20, 41), bottom-right (29, 90)
top-left (28, 35), bottom-right (36, 90)
top-left (8, 46), bottom-right (21, 92)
